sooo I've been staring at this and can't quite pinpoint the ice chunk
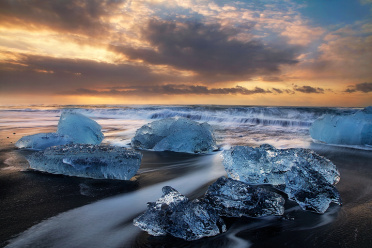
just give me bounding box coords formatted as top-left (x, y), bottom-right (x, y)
top-left (222, 144), bottom-right (341, 213)
top-left (15, 133), bottom-right (73, 150)
top-left (310, 106), bottom-right (372, 145)
top-left (133, 186), bottom-right (226, 241)
top-left (204, 176), bottom-right (285, 217)
top-left (131, 117), bottom-right (217, 153)
top-left (26, 144), bottom-right (142, 180)
top-left (285, 166), bottom-right (341, 213)
top-left (16, 112), bottom-right (104, 150)
top-left (57, 112), bottom-right (104, 145)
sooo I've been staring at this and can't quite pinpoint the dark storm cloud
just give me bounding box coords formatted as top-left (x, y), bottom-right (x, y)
top-left (0, 0), bottom-right (123, 36)
top-left (344, 82), bottom-right (372, 93)
top-left (114, 20), bottom-right (300, 78)
top-left (63, 85), bottom-right (272, 96)
top-left (294, 85), bottom-right (324, 94)
top-left (0, 52), bottom-right (179, 94)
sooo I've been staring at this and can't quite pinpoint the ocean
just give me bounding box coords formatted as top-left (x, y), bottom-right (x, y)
top-left (0, 105), bottom-right (371, 248)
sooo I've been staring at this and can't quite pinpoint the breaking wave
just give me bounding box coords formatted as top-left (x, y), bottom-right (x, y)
top-left (0, 105), bottom-right (359, 128)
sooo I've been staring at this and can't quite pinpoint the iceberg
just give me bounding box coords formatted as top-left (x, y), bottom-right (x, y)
top-left (26, 144), bottom-right (142, 180)
top-left (310, 106), bottom-right (372, 145)
top-left (15, 133), bottom-right (73, 150)
top-left (57, 112), bottom-right (104, 144)
top-left (133, 186), bottom-right (226, 241)
top-left (222, 144), bottom-right (341, 213)
top-left (15, 112), bottom-right (104, 150)
top-left (204, 176), bottom-right (285, 218)
top-left (131, 117), bottom-right (218, 153)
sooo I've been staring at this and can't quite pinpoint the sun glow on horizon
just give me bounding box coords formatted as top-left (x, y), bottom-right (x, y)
top-left (0, 0), bottom-right (371, 106)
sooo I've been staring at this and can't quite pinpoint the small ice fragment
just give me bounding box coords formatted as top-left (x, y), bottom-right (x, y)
top-left (222, 144), bottom-right (341, 213)
top-left (26, 144), bottom-right (142, 180)
top-left (15, 133), bottom-right (73, 150)
top-left (204, 176), bottom-right (285, 217)
top-left (133, 186), bottom-right (226, 241)
top-left (131, 117), bottom-right (217, 153)
top-left (310, 106), bottom-right (372, 145)
top-left (57, 112), bottom-right (104, 145)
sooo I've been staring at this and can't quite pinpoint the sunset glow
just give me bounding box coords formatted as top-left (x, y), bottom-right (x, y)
top-left (0, 0), bottom-right (371, 106)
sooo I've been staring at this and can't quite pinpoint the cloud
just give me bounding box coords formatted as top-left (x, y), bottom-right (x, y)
top-left (272, 88), bottom-right (283, 94)
top-left (0, 0), bottom-right (123, 36)
top-left (295, 21), bottom-right (372, 82)
top-left (0, 52), bottom-right (184, 94)
top-left (261, 76), bottom-right (284, 82)
top-left (294, 85), bottom-right (324, 94)
top-left (114, 19), bottom-right (299, 79)
top-left (0, 52), bottom-right (296, 97)
top-left (344, 82), bottom-right (372, 93)
top-left (1, 0), bottom-right (369, 106)
top-left (272, 88), bottom-right (295, 94)
top-left (62, 84), bottom-right (273, 96)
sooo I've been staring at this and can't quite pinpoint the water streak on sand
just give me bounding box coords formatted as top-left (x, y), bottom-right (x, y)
top-left (6, 154), bottom-right (226, 248)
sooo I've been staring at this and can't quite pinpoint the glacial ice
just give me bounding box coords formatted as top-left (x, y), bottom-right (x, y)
top-left (16, 112), bottom-right (104, 150)
top-left (131, 117), bottom-right (218, 153)
top-left (26, 144), bottom-right (142, 180)
top-left (133, 186), bottom-right (226, 241)
top-left (310, 106), bottom-right (372, 145)
top-left (204, 176), bottom-right (285, 217)
top-left (57, 112), bottom-right (104, 144)
top-left (15, 133), bottom-right (73, 150)
top-left (222, 144), bottom-right (341, 213)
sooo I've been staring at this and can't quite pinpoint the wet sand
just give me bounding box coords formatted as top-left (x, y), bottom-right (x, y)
top-left (1, 106), bottom-right (371, 247)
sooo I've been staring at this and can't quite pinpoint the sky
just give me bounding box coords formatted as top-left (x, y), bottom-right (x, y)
top-left (0, 0), bottom-right (371, 106)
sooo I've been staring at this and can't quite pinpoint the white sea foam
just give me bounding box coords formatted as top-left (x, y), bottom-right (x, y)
top-left (2, 105), bottom-right (363, 150)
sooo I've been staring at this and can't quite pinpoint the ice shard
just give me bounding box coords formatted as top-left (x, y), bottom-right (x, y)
top-left (133, 186), bottom-right (226, 241)
top-left (26, 144), bottom-right (142, 180)
top-left (204, 176), bottom-right (285, 217)
top-left (131, 117), bottom-right (217, 153)
top-left (222, 144), bottom-right (341, 213)
top-left (15, 133), bottom-right (73, 150)
top-left (57, 112), bottom-right (104, 144)
top-left (310, 106), bottom-right (372, 146)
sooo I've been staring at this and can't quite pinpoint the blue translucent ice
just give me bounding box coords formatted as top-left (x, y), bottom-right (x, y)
top-left (131, 117), bottom-right (217, 153)
top-left (204, 176), bottom-right (285, 217)
top-left (26, 144), bottom-right (142, 180)
top-left (16, 112), bottom-right (104, 150)
top-left (133, 186), bottom-right (226, 241)
top-left (57, 112), bottom-right (104, 144)
top-left (15, 133), bottom-right (73, 150)
top-left (222, 144), bottom-right (341, 213)
top-left (310, 106), bottom-right (372, 146)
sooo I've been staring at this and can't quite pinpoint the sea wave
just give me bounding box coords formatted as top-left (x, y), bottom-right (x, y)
top-left (1, 105), bottom-right (359, 128)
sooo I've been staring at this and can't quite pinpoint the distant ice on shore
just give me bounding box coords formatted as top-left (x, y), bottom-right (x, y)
top-left (131, 117), bottom-right (218, 153)
top-left (310, 106), bottom-right (372, 146)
